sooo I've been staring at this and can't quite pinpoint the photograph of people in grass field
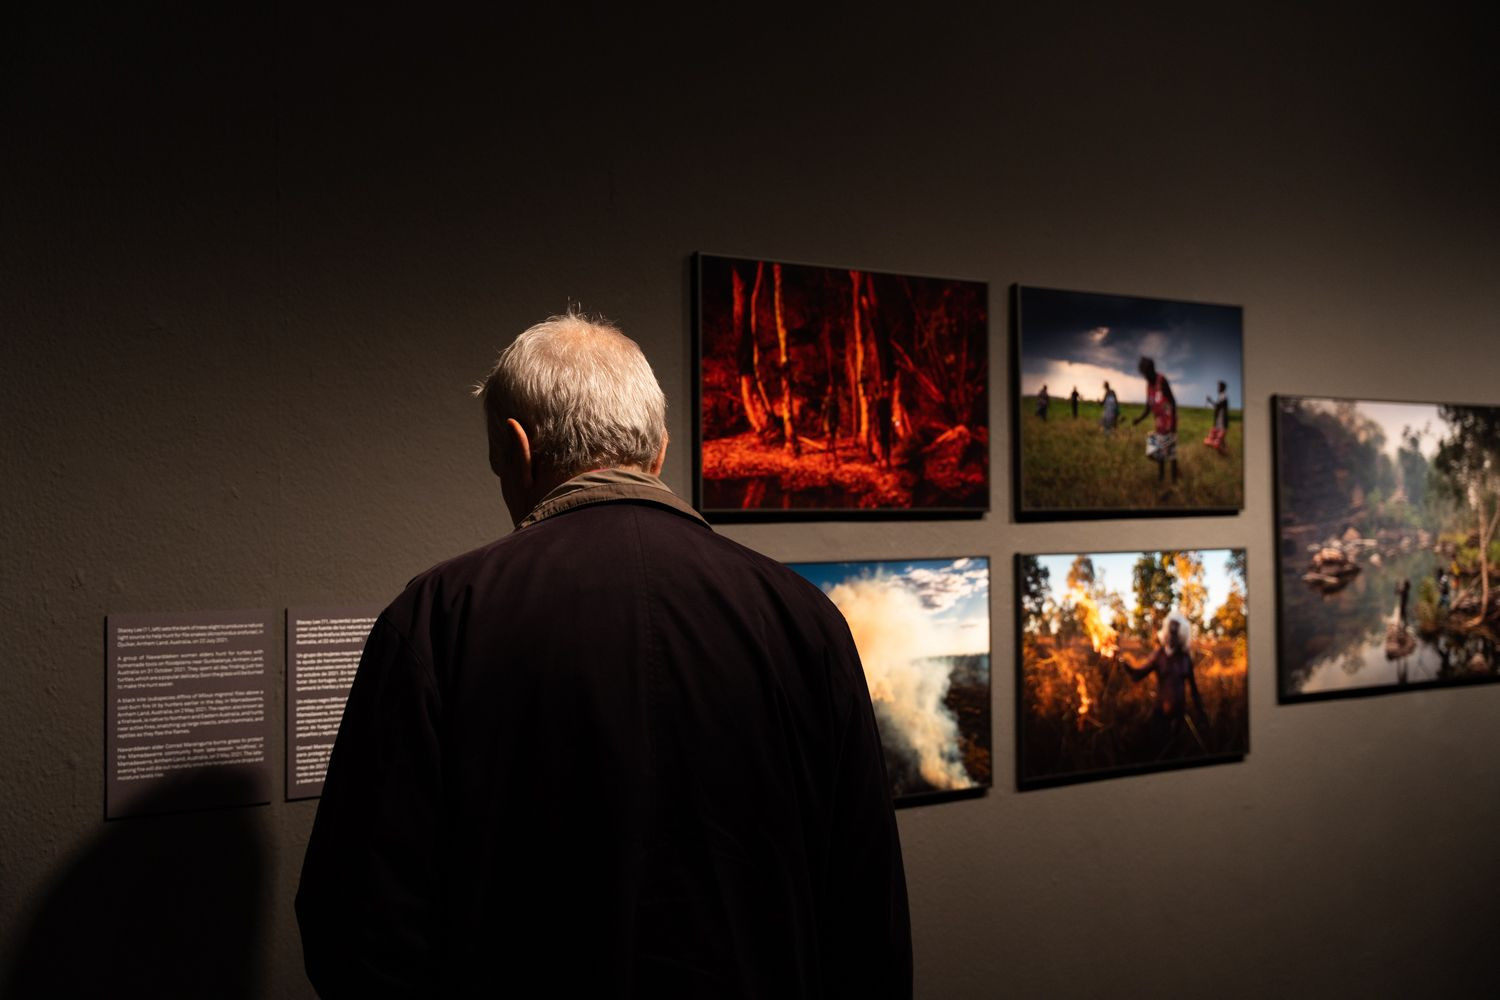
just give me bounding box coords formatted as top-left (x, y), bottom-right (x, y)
top-left (1014, 286), bottom-right (1243, 518)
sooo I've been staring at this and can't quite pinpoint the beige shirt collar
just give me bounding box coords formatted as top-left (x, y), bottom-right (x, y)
top-left (517, 468), bottom-right (709, 530)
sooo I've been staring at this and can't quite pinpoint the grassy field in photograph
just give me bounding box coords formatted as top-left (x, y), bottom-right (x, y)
top-left (1019, 398), bottom-right (1243, 512)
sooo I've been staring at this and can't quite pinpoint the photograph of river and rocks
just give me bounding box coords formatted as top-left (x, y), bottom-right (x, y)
top-left (1274, 396), bottom-right (1500, 700)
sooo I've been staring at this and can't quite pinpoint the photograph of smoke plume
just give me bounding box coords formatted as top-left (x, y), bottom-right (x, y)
top-left (1274, 396), bottom-right (1500, 701)
top-left (1013, 286), bottom-right (1243, 519)
top-left (696, 254), bottom-right (988, 515)
top-left (788, 557), bottom-right (991, 804)
top-left (1017, 549), bottom-right (1248, 787)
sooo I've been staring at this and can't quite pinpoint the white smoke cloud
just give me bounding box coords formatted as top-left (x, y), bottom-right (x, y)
top-left (826, 575), bottom-right (974, 791)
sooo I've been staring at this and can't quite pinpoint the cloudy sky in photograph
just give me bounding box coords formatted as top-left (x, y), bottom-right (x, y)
top-left (790, 557), bottom-right (990, 657)
top-left (1018, 287), bottom-right (1242, 407)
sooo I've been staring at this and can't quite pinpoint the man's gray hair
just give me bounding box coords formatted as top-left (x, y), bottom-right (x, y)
top-left (474, 311), bottom-right (667, 475)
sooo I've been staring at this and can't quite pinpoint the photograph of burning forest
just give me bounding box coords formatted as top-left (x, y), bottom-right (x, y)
top-left (788, 557), bottom-right (991, 804)
top-left (1014, 286), bottom-right (1244, 519)
top-left (696, 254), bottom-right (988, 514)
top-left (1017, 549), bottom-right (1249, 787)
top-left (1274, 396), bottom-right (1500, 700)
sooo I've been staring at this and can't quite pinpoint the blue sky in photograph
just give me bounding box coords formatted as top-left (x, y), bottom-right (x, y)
top-left (1035, 549), bottom-right (1242, 620)
top-left (1018, 287), bottom-right (1242, 407)
top-left (789, 557), bottom-right (991, 657)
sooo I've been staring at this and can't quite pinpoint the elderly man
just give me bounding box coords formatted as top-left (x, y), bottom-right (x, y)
top-left (296, 312), bottom-right (911, 997)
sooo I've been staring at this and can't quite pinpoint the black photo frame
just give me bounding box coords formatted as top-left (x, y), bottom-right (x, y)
top-left (694, 253), bottom-right (989, 519)
top-left (1015, 548), bottom-right (1249, 788)
top-left (1012, 285), bottom-right (1245, 521)
top-left (787, 555), bottom-right (992, 807)
top-left (1273, 394), bottom-right (1500, 702)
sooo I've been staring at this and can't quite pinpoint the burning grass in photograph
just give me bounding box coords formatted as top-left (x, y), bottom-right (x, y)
top-left (1018, 550), bottom-right (1248, 786)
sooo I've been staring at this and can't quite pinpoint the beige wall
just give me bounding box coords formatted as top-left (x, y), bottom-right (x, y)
top-left (3, 3), bottom-right (1498, 996)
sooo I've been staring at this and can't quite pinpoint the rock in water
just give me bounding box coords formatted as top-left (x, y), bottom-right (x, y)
top-left (1384, 624), bottom-right (1416, 659)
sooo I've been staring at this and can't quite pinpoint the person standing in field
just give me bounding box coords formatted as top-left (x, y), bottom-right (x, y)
top-left (1035, 384), bottom-right (1050, 421)
top-left (1109, 612), bottom-right (1207, 756)
top-left (1069, 386), bottom-right (1080, 419)
top-left (1203, 380), bottom-right (1229, 454)
top-left (1099, 382), bottom-right (1118, 432)
top-left (1131, 356), bottom-right (1178, 490)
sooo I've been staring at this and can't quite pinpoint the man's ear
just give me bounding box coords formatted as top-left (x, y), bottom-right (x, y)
top-left (647, 432), bottom-right (669, 476)
top-left (500, 418), bottom-right (536, 490)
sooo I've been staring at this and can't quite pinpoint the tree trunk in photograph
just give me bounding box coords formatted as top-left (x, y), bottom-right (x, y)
top-left (772, 263), bottom-right (799, 457)
top-left (821, 315), bottom-right (840, 468)
top-left (732, 267), bottom-right (768, 433)
top-left (860, 291), bottom-right (876, 459)
top-left (848, 271), bottom-right (870, 458)
top-left (864, 279), bottom-right (892, 467)
top-left (1471, 489), bottom-right (1500, 628)
top-left (748, 261), bottom-right (773, 422)
top-left (892, 370), bottom-right (911, 442)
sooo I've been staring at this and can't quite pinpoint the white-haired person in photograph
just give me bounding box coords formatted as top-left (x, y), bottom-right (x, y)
top-left (1109, 610), bottom-right (1208, 753)
top-left (296, 309), bottom-right (911, 998)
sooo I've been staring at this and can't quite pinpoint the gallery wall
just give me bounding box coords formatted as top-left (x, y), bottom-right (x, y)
top-left (3, 3), bottom-right (1498, 996)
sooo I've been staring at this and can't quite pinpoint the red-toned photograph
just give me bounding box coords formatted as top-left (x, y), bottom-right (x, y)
top-left (696, 254), bottom-right (988, 515)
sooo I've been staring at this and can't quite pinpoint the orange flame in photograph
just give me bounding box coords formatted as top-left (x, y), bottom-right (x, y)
top-left (1066, 585), bottom-right (1119, 658)
top-left (1074, 673), bottom-right (1092, 730)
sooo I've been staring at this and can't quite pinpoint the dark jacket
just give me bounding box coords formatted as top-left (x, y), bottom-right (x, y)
top-left (296, 477), bottom-right (911, 998)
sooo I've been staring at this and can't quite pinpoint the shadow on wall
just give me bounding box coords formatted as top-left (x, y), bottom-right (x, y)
top-left (3, 769), bottom-right (269, 998)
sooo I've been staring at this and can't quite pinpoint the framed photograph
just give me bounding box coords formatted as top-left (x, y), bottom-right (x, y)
top-left (696, 253), bottom-right (988, 517)
top-left (788, 556), bottom-right (991, 805)
top-left (1016, 548), bottom-right (1248, 787)
top-left (1273, 395), bottom-right (1500, 701)
top-left (1013, 286), bottom-right (1244, 520)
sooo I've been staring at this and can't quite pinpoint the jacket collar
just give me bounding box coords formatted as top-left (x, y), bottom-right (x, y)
top-left (517, 468), bottom-right (709, 530)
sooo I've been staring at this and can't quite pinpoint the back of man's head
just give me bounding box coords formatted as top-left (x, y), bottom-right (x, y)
top-left (475, 311), bottom-right (667, 478)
